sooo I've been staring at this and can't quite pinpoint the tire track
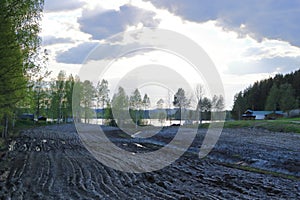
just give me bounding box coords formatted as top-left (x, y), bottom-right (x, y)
top-left (0, 124), bottom-right (299, 199)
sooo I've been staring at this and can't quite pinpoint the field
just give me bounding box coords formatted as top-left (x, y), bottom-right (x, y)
top-left (0, 124), bottom-right (299, 199)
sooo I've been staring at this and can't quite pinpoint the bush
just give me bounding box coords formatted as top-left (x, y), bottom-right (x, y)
top-left (108, 119), bottom-right (118, 127)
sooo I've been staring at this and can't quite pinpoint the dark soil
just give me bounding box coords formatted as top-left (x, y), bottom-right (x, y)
top-left (0, 124), bottom-right (299, 199)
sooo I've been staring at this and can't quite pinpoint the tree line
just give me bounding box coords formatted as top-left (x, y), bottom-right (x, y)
top-left (73, 77), bottom-right (225, 126)
top-left (21, 70), bottom-right (225, 127)
top-left (232, 69), bottom-right (300, 119)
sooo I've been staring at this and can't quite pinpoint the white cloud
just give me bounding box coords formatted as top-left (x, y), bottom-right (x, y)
top-left (44, 0), bottom-right (86, 12)
top-left (42, 36), bottom-right (73, 46)
top-left (41, 10), bottom-right (91, 42)
top-left (40, 0), bottom-right (300, 109)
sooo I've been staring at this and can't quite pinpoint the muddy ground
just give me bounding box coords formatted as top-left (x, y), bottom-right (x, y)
top-left (0, 124), bottom-right (299, 199)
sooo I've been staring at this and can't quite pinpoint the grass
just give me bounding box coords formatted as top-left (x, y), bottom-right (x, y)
top-left (196, 117), bottom-right (300, 133)
top-left (222, 118), bottom-right (300, 133)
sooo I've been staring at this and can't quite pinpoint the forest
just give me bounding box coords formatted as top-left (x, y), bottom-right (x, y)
top-left (232, 69), bottom-right (300, 119)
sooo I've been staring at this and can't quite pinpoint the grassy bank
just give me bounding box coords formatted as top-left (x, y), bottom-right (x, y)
top-left (219, 118), bottom-right (300, 133)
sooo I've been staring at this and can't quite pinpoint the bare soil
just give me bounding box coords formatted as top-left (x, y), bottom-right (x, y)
top-left (0, 124), bottom-right (299, 199)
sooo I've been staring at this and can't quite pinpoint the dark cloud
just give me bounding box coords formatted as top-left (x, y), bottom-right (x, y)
top-left (56, 42), bottom-right (99, 64)
top-left (226, 56), bottom-right (300, 75)
top-left (145, 0), bottom-right (300, 46)
top-left (42, 36), bottom-right (73, 46)
top-left (56, 41), bottom-right (146, 64)
top-left (44, 0), bottom-right (85, 12)
top-left (78, 4), bottom-right (160, 40)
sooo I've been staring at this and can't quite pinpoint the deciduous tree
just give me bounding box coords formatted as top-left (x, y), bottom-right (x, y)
top-left (173, 88), bottom-right (190, 124)
top-left (111, 87), bottom-right (129, 126)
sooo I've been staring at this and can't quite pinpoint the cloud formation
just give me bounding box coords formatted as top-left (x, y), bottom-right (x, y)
top-left (227, 56), bottom-right (300, 75)
top-left (56, 41), bottom-right (144, 64)
top-left (44, 0), bottom-right (86, 12)
top-left (78, 4), bottom-right (160, 40)
top-left (42, 36), bottom-right (73, 46)
top-left (145, 0), bottom-right (300, 46)
top-left (56, 42), bottom-right (98, 64)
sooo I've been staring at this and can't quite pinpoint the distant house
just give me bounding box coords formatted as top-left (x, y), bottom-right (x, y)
top-left (242, 109), bottom-right (256, 120)
top-left (19, 113), bottom-right (34, 121)
top-left (38, 116), bottom-right (47, 121)
top-left (242, 110), bottom-right (284, 120)
top-left (288, 109), bottom-right (300, 118)
top-left (252, 111), bottom-right (270, 120)
top-left (264, 111), bottom-right (284, 120)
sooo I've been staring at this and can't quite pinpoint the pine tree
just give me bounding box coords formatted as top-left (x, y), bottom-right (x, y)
top-left (265, 84), bottom-right (281, 111)
top-left (279, 83), bottom-right (296, 116)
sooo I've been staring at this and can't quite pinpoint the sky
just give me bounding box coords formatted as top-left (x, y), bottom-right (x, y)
top-left (40, 0), bottom-right (300, 109)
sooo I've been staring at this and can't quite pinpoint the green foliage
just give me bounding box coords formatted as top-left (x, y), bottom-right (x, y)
top-left (1, 0), bottom-right (44, 76)
top-left (49, 71), bottom-right (66, 122)
top-left (64, 74), bottom-right (75, 120)
top-left (232, 92), bottom-right (246, 120)
top-left (265, 83), bottom-right (296, 113)
top-left (142, 93), bottom-right (151, 111)
top-left (232, 70), bottom-right (300, 119)
top-left (129, 88), bottom-right (144, 125)
top-left (279, 83), bottom-right (297, 114)
top-left (173, 88), bottom-right (189, 109)
top-left (0, 138), bottom-right (6, 150)
top-left (104, 105), bottom-right (113, 120)
top-left (0, 22), bottom-right (26, 111)
top-left (212, 95), bottom-right (225, 111)
top-left (130, 89), bottom-right (142, 109)
top-left (111, 87), bottom-right (129, 125)
top-left (173, 88), bottom-right (190, 124)
top-left (265, 84), bottom-right (280, 111)
top-left (158, 110), bottom-right (166, 126)
top-left (200, 97), bottom-right (212, 112)
top-left (222, 119), bottom-right (300, 133)
top-left (82, 80), bottom-right (96, 123)
top-left (0, 0), bottom-right (44, 137)
top-left (72, 76), bottom-right (83, 123)
top-left (96, 79), bottom-right (110, 109)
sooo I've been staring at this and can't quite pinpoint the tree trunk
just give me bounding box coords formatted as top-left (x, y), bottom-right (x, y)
top-left (2, 115), bottom-right (9, 139)
top-left (199, 110), bottom-right (202, 125)
top-left (179, 107), bottom-right (182, 125)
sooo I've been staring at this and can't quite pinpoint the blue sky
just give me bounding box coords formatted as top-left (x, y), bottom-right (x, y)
top-left (41, 0), bottom-right (300, 109)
